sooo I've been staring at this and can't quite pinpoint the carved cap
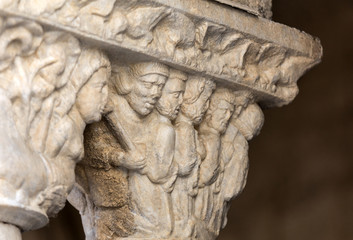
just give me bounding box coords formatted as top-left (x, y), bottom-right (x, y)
top-left (169, 69), bottom-right (188, 81)
top-left (132, 62), bottom-right (169, 77)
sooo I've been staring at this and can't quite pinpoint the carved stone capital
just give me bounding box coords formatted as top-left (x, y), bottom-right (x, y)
top-left (0, 15), bottom-right (111, 233)
top-left (0, 0), bottom-right (322, 239)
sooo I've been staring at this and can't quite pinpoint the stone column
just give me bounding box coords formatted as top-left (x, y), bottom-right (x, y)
top-left (0, 0), bottom-right (322, 239)
top-left (0, 223), bottom-right (21, 240)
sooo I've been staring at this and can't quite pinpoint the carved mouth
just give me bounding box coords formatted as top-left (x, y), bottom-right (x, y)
top-left (145, 102), bottom-right (155, 109)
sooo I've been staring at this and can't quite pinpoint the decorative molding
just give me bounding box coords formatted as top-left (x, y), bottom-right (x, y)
top-left (0, 0), bottom-right (322, 108)
top-left (0, 1), bottom-right (322, 239)
top-left (212, 0), bottom-right (272, 18)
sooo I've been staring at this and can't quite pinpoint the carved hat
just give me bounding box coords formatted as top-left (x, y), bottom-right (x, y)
top-left (169, 69), bottom-right (188, 81)
top-left (132, 62), bottom-right (169, 77)
top-left (71, 48), bottom-right (110, 93)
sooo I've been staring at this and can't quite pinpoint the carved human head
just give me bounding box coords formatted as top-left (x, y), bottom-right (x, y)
top-left (113, 62), bottom-right (169, 117)
top-left (233, 90), bottom-right (253, 117)
top-left (73, 49), bottom-right (111, 124)
top-left (34, 32), bottom-right (81, 90)
top-left (204, 88), bottom-right (236, 134)
top-left (156, 69), bottom-right (187, 120)
top-left (233, 103), bottom-right (264, 140)
top-left (180, 76), bottom-right (216, 124)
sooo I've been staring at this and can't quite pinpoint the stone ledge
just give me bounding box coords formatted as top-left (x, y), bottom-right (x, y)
top-left (0, 0), bottom-right (322, 108)
top-left (211, 0), bottom-right (272, 18)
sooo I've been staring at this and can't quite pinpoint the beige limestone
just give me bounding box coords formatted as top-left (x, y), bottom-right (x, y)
top-left (212, 0), bottom-right (272, 18)
top-left (0, 15), bottom-right (111, 236)
top-left (0, 0), bottom-right (322, 239)
top-left (0, 222), bottom-right (21, 240)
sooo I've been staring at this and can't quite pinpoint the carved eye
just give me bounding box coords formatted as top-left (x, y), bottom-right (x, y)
top-left (143, 82), bottom-right (153, 89)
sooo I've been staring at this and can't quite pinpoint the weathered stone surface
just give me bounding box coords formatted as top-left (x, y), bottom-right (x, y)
top-left (0, 0), bottom-right (322, 107)
top-left (0, 0), bottom-right (322, 239)
top-left (212, 0), bottom-right (272, 18)
top-left (0, 14), bottom-right (111, 234)
top-left (0, 222), bottom-right (21, 240)
top-left (67, 62), bottom-right (264, 239)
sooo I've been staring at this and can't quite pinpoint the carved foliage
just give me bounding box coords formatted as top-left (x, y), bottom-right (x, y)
top-left (0, 16), bottom-right (111, 230)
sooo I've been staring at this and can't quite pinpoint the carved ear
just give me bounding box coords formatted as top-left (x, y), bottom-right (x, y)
top-left (198, 83), bottom-right (205, 94)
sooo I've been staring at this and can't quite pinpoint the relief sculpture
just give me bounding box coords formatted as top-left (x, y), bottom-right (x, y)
top-left (0, 16), bottom-right (111, 233)
top-left (69, 58), bottom-right (266, 240)
top-left (171, 76), bottom-right (216, 238)
top-left (0, 0), bottom-right (322, 239)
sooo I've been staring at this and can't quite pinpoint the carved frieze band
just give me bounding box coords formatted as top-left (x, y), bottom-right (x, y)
top-left (0, 0), bottom-right (322, 107)
top-left (0, 1), bottom-right (322, 239)
top-left (212, 0), bottom-right (272, 18)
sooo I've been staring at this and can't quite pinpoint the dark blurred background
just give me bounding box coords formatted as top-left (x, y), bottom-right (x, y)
top-left (23, 0), bottom-right (353, 239)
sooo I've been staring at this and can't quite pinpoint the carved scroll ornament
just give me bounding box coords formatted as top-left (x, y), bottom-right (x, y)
top-left (0, 0), bottom-right (322, 239)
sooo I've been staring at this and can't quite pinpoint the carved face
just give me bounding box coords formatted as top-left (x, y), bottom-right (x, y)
top-left (126, 73), bottom-right (167, 117)
top-left (208, 99), bottom-right (234, 134)
top-left (233, 103), bottom-right (264, 141)
top-left (156, 77), bottom-right (185, 120)
top-left (183, 85), bottom-right (213, 125)
top-left (76, 68), bottom-right (109, 123)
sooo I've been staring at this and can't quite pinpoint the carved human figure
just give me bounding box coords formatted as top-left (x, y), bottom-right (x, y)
top-left (0, 30), bottom-right (81, 230)
top-left (108, 62), bottom-right (176, 237)
top-left (0, 2), bottom-right (322, 239)
top-left (194, 87), bottom-right (236, 238)
top-left (0, 26), bottom-right (110, 234)
top-left (217, 101), bottom-right (264, 232)
top-left (151, 69), bottom-right (188, 190)
top-left (70, 62), bottom-right (171, 239)
top-left (171, 76), bottom-right (216, 238)
top-left (127, 68), bottom-right (188, 237)
top-left (41, 47), bottom-right (110, 216)
top-left (206, 91), bottom-right (256, 235)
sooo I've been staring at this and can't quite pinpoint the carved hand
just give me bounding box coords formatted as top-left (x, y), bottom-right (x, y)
top-left (179, 157), bottom-right (197, 176)
top-left (118, 147), bottom-right (146, 170)
top-left (198, 163), bottom-right (220, 187)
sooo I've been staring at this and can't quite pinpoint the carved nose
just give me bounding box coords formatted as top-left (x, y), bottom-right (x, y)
top-left (226, 110), bottom-right (232, 119)
top-left (150, 87), bottom-right (160, 99)
top-left (178, 95), bottom-right (183, 105)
